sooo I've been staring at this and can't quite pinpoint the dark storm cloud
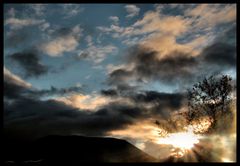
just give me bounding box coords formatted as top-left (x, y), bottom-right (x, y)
top-left (100, 88), bottom-right (186, 119)
top-left (30, 85), bottom-right (84, 97)
top-left (215, 24), bottom-right (236, 46)
top-left (101, 88), bottom-right (185, 110)
top-left (135, 91), bottom-right (186, 119)
top-left (108, 46), bottom-right (198, 85)
top-left (132, 48), bottom-right (197, 83)
top-left (201, 42), bottom-right (236, 67)
top-left (3, 73), bottom-right (141, 140)
top-left (132, 91), bottom-right (184, 109)
top-left (97, 102), bottom-right (143, 118)
top-left (131, 91), bottom-right (186, 119)
top-left (4, 81), bottom-right (84, 100)
top-left (117, 84), bottom-right (141, 96)
top-left (108, 69), bottom-right (134, 84)
top-left (101, 84), bottom-right (141, 97)
top-left (8, 51), bottom-right (49, 78)
top-left (198, 25), bottom-right (236, 74)
top-left (101, 89), bottom-right (118, 96)
top-left (4, 97), bottom-right (141, 140)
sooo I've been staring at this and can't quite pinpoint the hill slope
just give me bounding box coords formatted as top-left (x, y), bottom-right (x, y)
top-left (4, 135), bottom-right (157, 164)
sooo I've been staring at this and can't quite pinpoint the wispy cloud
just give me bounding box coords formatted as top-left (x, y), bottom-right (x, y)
top-left (133, 10), bottom-right (189, 37)
top-left (125, 5), bottom-right (140, 18)
top-left (185, 4), bottom-right (236, 29)
top-left (5, 17), bottom-right (46, 30)
top-left (97, 8), bottom-right (190, 48)
top-left (85, 35), bottom-right (93, 46)
top-left (78, 44), bottom-right (118, 64)
top-left (39, 22), bottom-right (50, 31)
top-left (109, 16), bottom-right (119, 25)
top-left (61, 4), bottom-right (84, 19)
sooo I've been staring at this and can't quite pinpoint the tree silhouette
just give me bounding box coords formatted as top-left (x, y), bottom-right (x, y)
top-left (187, 75), bottom-right (233, 131)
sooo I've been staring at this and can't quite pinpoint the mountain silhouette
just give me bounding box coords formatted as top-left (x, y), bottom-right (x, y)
top-left (4, 135), bottom-right (157, 165)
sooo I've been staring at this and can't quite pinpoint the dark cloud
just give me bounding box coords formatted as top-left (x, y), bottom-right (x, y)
top-left (197, 26), bottom-right (236, 77)
top-left (8, 51), bottom-right (49, 78)
top-left (117, 84), bottom-right (139, 91)
top-left (101, 88), bottom-right (185, 111)
top-left (108, 46), bottom-right (198, 86)
top-left (130, 91), bottom-right (186, 119)
top-left (201, 42), bottom-right (236, 67)
top-left (215, 24), bottom-right (236, 46)
top-left (30, 85), bottom-right (84, 98)
top-left (132, 91), bottom-right (184, 109)
top-left (108, 69), bottom-right (134, 84)
top-left (97, 103), bottom-right (143, 118)
top-left (100, 88), bottom-right (186, 119)
top-left (132, 48), bottom-right (197, 84)
top-left (101, 89), bottom-right (118, 96)
top-left (4, 97), bottom-right (142, 140)
top-left (101, 84), bottom-right (141, 98)
top-left (3, 74), bottom-right (141, 140)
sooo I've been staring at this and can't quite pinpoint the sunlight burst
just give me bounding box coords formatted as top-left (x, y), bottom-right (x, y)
top-left (157, 126), bottom-right (201, 149)
top-left (156, 126), bottom-right (202, 158)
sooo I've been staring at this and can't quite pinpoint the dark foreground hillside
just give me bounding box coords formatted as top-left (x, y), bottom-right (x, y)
top-left (4, 135), bottom-right (157, 165)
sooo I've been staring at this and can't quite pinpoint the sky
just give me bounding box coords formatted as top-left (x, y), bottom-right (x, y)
top-left (4, 4), bottom-right (236, 161)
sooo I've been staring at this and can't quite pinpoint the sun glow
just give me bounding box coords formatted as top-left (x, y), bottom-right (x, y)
top-left (156, 126), bottom-right (202, 158)
top-left (157, 127), bottom-right (201, 149)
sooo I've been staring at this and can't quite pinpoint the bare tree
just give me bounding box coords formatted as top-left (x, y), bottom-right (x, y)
top-left (187, 75), bottom-right (233, 131)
